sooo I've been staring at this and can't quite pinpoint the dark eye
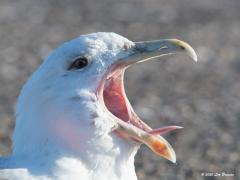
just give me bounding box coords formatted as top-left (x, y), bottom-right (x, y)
top-left (68, 57), bottom-right (89, 70)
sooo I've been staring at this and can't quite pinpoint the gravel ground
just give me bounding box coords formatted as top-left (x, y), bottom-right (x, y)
top-left (0, 0), bottom-right (239, 179)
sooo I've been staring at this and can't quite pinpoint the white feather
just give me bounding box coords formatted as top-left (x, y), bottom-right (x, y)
top-left (0, 32), bottom-right (137, 180)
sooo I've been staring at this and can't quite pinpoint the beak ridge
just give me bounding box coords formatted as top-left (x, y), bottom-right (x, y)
top-left (122, 39), bottom-right (197, 64)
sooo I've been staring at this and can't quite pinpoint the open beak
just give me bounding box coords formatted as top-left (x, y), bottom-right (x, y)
top-left (100, 39), bottom-right (197, 163)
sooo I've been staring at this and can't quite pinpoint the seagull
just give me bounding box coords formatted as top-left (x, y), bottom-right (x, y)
top-left (0, 32), bottom-right (197, 180)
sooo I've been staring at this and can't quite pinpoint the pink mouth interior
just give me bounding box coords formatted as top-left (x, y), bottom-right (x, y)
top-left (103, 68), bottom-right (151, 132)
top-left (99, 65), bottom-right (181, 136)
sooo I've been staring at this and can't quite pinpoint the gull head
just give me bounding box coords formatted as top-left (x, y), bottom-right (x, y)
top-left (13, 32), bottom-right (197, 163)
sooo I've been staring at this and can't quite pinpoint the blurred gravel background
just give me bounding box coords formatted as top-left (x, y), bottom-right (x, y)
top-left (0, 0), bottom-right (239, 179)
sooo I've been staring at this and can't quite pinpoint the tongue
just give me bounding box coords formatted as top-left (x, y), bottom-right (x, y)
top-left (128, 111), bottom-right (183, 136)
top-left (148, 126), bottom-right (183, 136)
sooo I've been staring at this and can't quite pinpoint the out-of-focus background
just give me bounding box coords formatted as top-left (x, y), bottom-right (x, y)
top-left (0, 0), bottom-right (239, 179)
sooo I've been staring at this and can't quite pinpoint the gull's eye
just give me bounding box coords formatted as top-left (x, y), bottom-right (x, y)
top-left (69, 57), bottom-right (89, 70)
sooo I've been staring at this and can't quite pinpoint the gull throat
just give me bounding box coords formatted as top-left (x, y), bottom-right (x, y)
top-left (98, 64), bottom-right (152, 136)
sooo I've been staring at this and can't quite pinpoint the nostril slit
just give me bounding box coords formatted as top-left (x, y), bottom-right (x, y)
top-left (180, 45), bottom-right (185, 50)
top-left (158, 46), bottom-right (168, 50)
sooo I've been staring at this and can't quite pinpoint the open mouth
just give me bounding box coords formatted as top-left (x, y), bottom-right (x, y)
top-left (102, 66), bottom-right (179, 138)
top-left (103, 66), bottom-right (151, 134)
top-left (96, 39), bottom-right (197, 163)
top-left (97, 64), bottom-right (179, 163)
